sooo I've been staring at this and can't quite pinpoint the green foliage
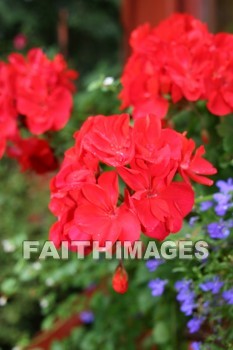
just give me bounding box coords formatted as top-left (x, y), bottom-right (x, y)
top-left (0, 0), bottom-right (121, 79)
top-left (217, 116), bottom-right (233, 154)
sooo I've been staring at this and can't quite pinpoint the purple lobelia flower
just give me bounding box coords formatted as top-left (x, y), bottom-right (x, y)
top-left (222, 288), bottom-right (233, 305)
top-left (79, 311), bottom-right (94, 324)
top-left (213, 193), bottom-right (232, 216)
top-left (207, 220), bottom-right (232, 239)
top-left (200, 200), bottom-right (213, 212)
top-left (191, 341), bottom-right (202, 350)
top-left (187, 317), bottom-right (205, 333)
top-left (213, 178), bottom-right (233, 216)
top-left (146, 259), bottom-right (164, 272)
top-left (175, 279), bottom-right (197, 316)
top-left (180, 298), bottom-right (197, 316)
top-left (148, 278), bottom-right (168, 296)
top-left (199, 276), bottom-right (223, 294)
top-left (175, 279), bottom-right (192, 292)
top-left (189, 216), bottom-right (199, 227)
top-left (216, 178), bottom-right (233, 193)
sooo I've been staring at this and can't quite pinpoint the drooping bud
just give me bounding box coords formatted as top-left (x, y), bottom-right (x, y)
top-left (201, 129), bottom-right (210, 144)
top-left (112, 262), bottom-right (128, 294)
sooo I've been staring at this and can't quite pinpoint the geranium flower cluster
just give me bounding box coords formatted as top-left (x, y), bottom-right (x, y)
top-left (120, 13), bottom-right (233, 119)
top-left (49, 113), bottom-right (216, 251)
top-left (0, 48), bottom-right (78, 173)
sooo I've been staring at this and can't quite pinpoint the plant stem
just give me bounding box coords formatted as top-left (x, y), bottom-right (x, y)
top-left (195, 195), bottom-right (214, 204)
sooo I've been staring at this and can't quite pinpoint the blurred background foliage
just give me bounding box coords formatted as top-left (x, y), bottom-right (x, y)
top-left (0, 0), bottom-right (121, 79)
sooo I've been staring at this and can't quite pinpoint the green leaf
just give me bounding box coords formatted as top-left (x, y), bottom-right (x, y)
top-left (1, 278), bottom-right (18, 295)
top-left (152, 321), bottom-right (170, 344)
top-left (217, 116), bottom-right (233, 153)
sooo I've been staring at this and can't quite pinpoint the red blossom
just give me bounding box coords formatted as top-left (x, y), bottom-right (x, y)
top-left (0, 48), bottom-right (78, 162)
top-left (9, 48), bottom-right (78, 134)
top-left (120, 13), bottom-right (233, 118)
top-left (49, 113), bottom-right (216, 249)
top-left (117, 164), bottom-right (194, 240)
top-left (7, 136), bottom-right (58, 174)
top-left (0, 62), bottom-right (17, 158)
top-left (81, 114), bottom-right (135, 167)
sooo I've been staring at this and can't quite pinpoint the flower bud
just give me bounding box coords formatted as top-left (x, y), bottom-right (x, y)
top-left (112, 263), bottom-right (128, 294)
top-left (201, 129), bottom-right (210, 144)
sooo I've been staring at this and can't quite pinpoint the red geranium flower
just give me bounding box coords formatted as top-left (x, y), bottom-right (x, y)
top-left (0, 62), bottom-right (17, 157)
top-left (118, 163), bottom-right (194, 240)
top-left (9, 48), bottom-right (78, 134)
top-left (7, 136), bottom-right (58, 174)
top-left (49, 113), bottom-right (216, 250)
top-left (133, 114), bottom-right (182, 166)
top-left (81, 114), bottom-right (135, 167)
top-left (120, 13), bottom-right (233, 118)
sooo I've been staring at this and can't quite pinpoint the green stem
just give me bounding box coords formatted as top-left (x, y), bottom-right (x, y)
top-left (195, 194), bottom-right (214, 204)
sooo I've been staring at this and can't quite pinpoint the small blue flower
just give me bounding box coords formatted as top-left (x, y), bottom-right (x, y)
top-left (189, 216), bottom-right (199, 227)
top-left (175, 279), bottom-right (196, 316)
top-left (79, 311), bottom-right (94, 324)
top-left (176, 288), bottom-right (196, 303)
top-left (222, 288), bottom-right (233, 305)
top-left (180, 299), bottom-right (197, 316)
top-left (199, 276), bottom-right (223, 294)
top-left (146, 259), bottom-right (164, 272)
top-left (191, 341), bottom-right (202, 350)
top-left (216, 178), bottom-right (233, 193)
top-left (175, 279), bottom-right (192, 292)
top-left (148, 278), bottom-right (168, 296)
top-left (207, 220), bottom-right (231, 239)
top-left (187, 317), bottom-right (205, 333)
top-left (212, 178), bottom-right (233, 216)
top-left (213, 193), bottom-right (232, 216)
top-left (200, 200), bottom-right (213, 212)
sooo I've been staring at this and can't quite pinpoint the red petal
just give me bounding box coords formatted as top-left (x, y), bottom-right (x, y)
top-left (207, 92), bottom-right (232, 116)
top-left (75, 205), bottom-right (120, 245)
top-left (143, 222), bottom-right (169, 241)
top-left (150, 197), bottom-right (170, 221)
top-left (133, 114), bottom-right (161, 147)
top-left (161, 182), bottom-right (194, 217)
top-left (49, 87), bottom-right (73, 130)
top-left (186, 171), bottom-right (214, 186)
top-left (118, 205), bottom-right (141, 242)
top-left (191, 146), bottom-right (217, 175)
top-left (98, 171), bottom-right (119, 206)
top-left (133, 98), bottom-right (169, 120)
top-left (81, 184), bottom-right (112, 210)
top-left (117, 166), bottom-right (149, 191)
top-left (160, 182), bottom-right (194, 232)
